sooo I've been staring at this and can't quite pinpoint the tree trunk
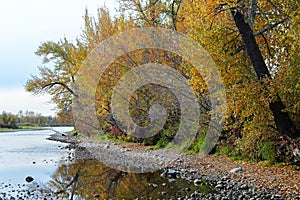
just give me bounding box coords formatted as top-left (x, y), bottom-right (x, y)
top-left (230, 9), bottom-right (300, 139)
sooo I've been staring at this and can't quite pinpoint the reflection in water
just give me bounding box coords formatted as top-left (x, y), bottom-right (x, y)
top-left (34, 158), bottom-right (208, 199)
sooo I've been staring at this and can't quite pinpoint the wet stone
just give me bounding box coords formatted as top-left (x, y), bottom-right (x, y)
top-left (25, 176), bottom-right (34, 183)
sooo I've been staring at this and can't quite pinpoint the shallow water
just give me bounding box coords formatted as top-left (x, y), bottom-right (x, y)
top-left (0, 127), bottom-right (73, 193)
top-left (0, 127), bottom-right (213, 199)
top-left (31, 158), bottom-right (206, 199)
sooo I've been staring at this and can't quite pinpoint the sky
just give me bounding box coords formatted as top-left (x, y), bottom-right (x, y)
top-left (0, 0), bottom-right (118, 116)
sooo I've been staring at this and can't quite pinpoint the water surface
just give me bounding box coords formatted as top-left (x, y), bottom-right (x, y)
top-left (0, 127), bottom-right (212, 199)
top-left (0, 127), bottom-right (73, 185)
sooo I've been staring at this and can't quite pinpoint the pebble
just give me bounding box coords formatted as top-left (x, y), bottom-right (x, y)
top-left (193, 179), bottom-right (202, 186)
top-left (216, 184), bottom-right (224, 189)
top-left (25, 176), bottom-right (34, 183)
top-left (230, 167), bottom-right (243, 173)
top-left (240, 184), bottom-right (248, 190)
top-left (1, 133), bottom-right (296, 200)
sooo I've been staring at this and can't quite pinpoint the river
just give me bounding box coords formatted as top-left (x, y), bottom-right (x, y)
top-left (0, 127), bottom-right (209, 199)
top-left (0, 127), bottom-right (74, 198)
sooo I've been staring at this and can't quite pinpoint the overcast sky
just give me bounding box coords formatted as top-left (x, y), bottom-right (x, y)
top-left (0, 0), bottom-right (117, 116)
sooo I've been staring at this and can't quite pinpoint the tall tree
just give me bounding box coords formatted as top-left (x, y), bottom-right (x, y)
top-left (119, 0), bottom-right (183, 29)
top-left (25, 38), bottom-right (87, 114)
top-left (229, 5), bottom-right (299, 138)
top-left (173, 0), bottom-right (300, 160)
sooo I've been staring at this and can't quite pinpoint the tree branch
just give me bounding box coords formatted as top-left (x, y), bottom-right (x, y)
top-left (171, 0), bottom-right (182, 31)
top-left (42, 82), bottom-right (78, 97)
top-left (248, 0), bottom-right (258, 28)
top-left (254, 17), bottom-right (288, 36)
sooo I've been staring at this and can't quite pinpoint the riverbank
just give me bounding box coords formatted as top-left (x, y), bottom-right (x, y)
top-left (0, 127), bottom-right (51, 133)
top-left (48, 132), bottom-right (300, 199)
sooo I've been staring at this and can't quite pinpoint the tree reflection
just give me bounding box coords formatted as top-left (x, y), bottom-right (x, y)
top-left (32, 158), bottom-right (202, 199)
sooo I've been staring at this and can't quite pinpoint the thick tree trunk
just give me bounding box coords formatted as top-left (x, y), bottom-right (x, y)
top-left (231, 9), bottom-right (300, 139)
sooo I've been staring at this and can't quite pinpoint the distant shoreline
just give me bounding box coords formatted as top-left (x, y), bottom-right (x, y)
top-left (0, 127), bottom-right (52, 133)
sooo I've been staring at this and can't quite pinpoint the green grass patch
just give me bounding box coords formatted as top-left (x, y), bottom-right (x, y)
top-left (156, 138), bottom-right (167, 148)
top-left (259, 141), bottom-right (276, 164)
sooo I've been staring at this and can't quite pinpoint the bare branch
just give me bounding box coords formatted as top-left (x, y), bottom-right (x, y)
top-left (259, 32), bottom-right (272, 57)
top-left (248, 0), bottom-right (258, 28)
top-left (42, 82), bottom-right (78, 97)
top-left (171, 0), bottom-right (183, 31)
top-left (254, 17), bottom-right (288, 36)
top-left (233, 45), bottom-right (246, 55)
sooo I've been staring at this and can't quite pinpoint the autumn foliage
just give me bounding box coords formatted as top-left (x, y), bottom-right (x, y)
top-left (26, 1), bottom-right (299, 164)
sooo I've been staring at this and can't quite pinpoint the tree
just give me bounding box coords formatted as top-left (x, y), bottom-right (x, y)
top-left (119, 0), bottom-right (184, 30)
top-left (25, 0), bottom-right (299, 161)
top-left (25, 38), bottom-right (87, 114)
top-left (228, 2), bottom-right (299, 138)
top-left (175, 0), bottom-right (299, 161)
top-left (25, 7), bottom-right (132, 128)
top-left (1, 111), bottom-right (8, 125)
top-left (0, 111), bottom-right (18, 128)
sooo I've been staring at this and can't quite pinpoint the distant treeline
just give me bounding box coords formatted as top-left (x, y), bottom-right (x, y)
top-left (0, 110), bottom-right (73, 129)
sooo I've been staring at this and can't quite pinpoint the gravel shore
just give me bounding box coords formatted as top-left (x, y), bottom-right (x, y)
top-left (47, 132), bottom-right (300, 200)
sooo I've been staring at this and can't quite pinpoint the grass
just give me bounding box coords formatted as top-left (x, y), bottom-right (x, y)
top-left (19, 125), bottom-right (41, 129)
top-left (70, 129), bottom-right (86, 137)
top-left (156, 138), bottom-right (167, 148)
top-left (259, 141), bottom-right (276, 164)
top-left (0, 125), bottom-right (44, 132)
top-left (0, 128), bottom-right (12, 131)
top-left (291, 165), bottom-right (300, 171)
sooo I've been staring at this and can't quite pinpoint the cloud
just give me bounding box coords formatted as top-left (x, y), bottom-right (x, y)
top-left (0, 87), bottom-right (56, 116)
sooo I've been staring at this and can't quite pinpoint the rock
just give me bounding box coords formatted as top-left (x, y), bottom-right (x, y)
top-left (167, 169), bottom-right (177, 178)
top-left (191, 191), bottom-right (200, 198)
top-left (25, 176), bottom-right (34, 183)
top-left (168, 178), bottom-right (176, 182)
top-left (160, 171), bottom-right (167, 177)
top-left (274, 194), bottom-right (282, 198)
top-left (221, 197), bottom-right (229, 200)
top-left (216, 184), bottom-right (224, 189)
top-left (181, 168), bottom-right (188, 173)
top-left (221, 175), bottom-right (229, 181)
top-left (230, 167), bottom-right (243, 173)
top-left (240, 184), bottom-right (248, 190)
top-left (293, 148), bottom-right (299, 157)
top-left (194, 179), bottom-right (202, 186)
top-left (168, 169), bottom-right (176, 174)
